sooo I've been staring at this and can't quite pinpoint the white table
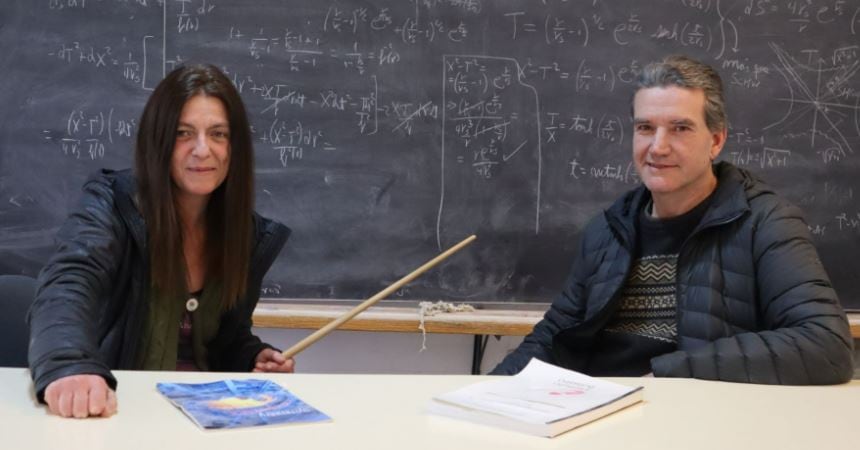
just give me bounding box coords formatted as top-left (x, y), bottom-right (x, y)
top-left (1, 368), bottom-right (858, 450)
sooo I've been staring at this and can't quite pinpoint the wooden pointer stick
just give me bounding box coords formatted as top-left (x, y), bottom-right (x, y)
top-left (281, 235), bottom-right (477, 359)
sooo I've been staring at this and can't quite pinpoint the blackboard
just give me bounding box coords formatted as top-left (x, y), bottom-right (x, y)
top-left (1, 0), bottom-right (859, 309)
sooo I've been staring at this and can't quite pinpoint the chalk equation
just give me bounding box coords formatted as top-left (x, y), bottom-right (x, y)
top-left (42, 108), bottom-right (136, 160)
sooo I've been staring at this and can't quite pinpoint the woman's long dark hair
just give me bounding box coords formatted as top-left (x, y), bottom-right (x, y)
top-left (135, 64), bottom-right (254, 310)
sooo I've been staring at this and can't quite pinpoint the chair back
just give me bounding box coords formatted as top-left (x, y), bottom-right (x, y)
top-left (0, 275), bottom-right (36, 367)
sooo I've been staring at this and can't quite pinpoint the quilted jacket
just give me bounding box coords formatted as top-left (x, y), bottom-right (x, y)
top-left (492, 162), bottom-right (854, 384)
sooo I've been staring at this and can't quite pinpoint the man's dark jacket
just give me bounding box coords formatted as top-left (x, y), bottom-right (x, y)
top-left (492, 162), bottom-right (854, 384)
top-left (28, 169), bottom-right (290, 398)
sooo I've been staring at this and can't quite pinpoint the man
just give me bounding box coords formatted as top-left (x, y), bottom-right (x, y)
top-left (492, 55), bottom-right (854, 384)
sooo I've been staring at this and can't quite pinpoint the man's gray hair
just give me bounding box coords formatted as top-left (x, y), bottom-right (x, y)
top-left (635, 55), bottom-right (728, 133)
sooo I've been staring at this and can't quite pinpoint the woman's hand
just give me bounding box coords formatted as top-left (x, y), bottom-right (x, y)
top-left (253, 348), bottom-right (295, 373)
top-left (44, 374), bottom-right (117, 418)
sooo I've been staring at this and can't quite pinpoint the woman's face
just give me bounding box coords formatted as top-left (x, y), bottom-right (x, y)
top-left (170, 94), bottom-right (231, 205)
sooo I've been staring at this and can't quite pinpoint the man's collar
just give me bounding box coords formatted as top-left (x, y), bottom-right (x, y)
top-left (604, 161), bottom-right (751, 243)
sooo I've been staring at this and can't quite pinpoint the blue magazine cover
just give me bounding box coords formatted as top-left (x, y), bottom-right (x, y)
top-left (157, 379), bottom-right (331, 430)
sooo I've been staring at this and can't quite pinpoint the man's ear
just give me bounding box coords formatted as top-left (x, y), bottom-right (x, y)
top-left (710, 128), bottom-right (727, 160)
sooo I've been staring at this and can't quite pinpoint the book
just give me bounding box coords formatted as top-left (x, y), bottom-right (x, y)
top-left (426, 359), bottom-right (643, 438)
top-left (156, 378), bottom-right (331, 430)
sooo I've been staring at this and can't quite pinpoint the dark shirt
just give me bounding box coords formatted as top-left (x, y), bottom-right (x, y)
top-left (176, 290), bottom-right (202, 371)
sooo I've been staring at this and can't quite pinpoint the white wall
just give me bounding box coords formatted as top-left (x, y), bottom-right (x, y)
top-left (253, 330), bottom-right (860, 379)
top-left (855, 344), bottom-right (860, 379)
top-left (253, 327), bottom-right (525, 375)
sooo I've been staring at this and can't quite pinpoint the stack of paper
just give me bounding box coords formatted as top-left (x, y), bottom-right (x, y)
top-left (427, 359), bottom-right (643, 437)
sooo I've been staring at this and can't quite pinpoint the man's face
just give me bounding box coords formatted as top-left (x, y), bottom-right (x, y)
top-left (632, 86), bottom-right (725, 205)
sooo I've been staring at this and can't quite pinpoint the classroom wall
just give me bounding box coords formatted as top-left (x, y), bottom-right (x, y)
top-left (253, 327), bottom-right (524, 375)
top-left (254, 327), bottom-right (860, 379)
top-left (854, 345), bottom-right (860, 380)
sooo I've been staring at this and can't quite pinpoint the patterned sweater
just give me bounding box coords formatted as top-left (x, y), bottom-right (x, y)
top-left (584, 196), bottom-right (711, 376)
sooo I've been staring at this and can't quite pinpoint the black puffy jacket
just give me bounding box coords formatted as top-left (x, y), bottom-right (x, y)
top-left (28, 169), bottom-right (290, 398)
top-left (492, 162), bottom-right (854, 384)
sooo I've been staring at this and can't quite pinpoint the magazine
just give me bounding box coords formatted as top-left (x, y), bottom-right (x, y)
top-left (157, 379), bottom-right (330, 430)
top-left (427, 359), bottom-right (643, 438)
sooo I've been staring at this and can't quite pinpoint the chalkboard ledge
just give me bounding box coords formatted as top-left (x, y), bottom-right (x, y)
top-left (252, 302), bottom-right (860, 339)
top-left (851, 313), bottom-right (860, 339)
top-left (252, 299), bottom-right (546, 336)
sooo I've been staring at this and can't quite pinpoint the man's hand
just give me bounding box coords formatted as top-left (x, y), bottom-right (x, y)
top-left (253, 348), bottom-right (295, 373)
top-left (44, 374), bottom-right (117, 418)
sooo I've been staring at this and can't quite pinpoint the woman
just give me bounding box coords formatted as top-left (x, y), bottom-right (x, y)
top-left (27, 64), bottom-right (293, 418)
